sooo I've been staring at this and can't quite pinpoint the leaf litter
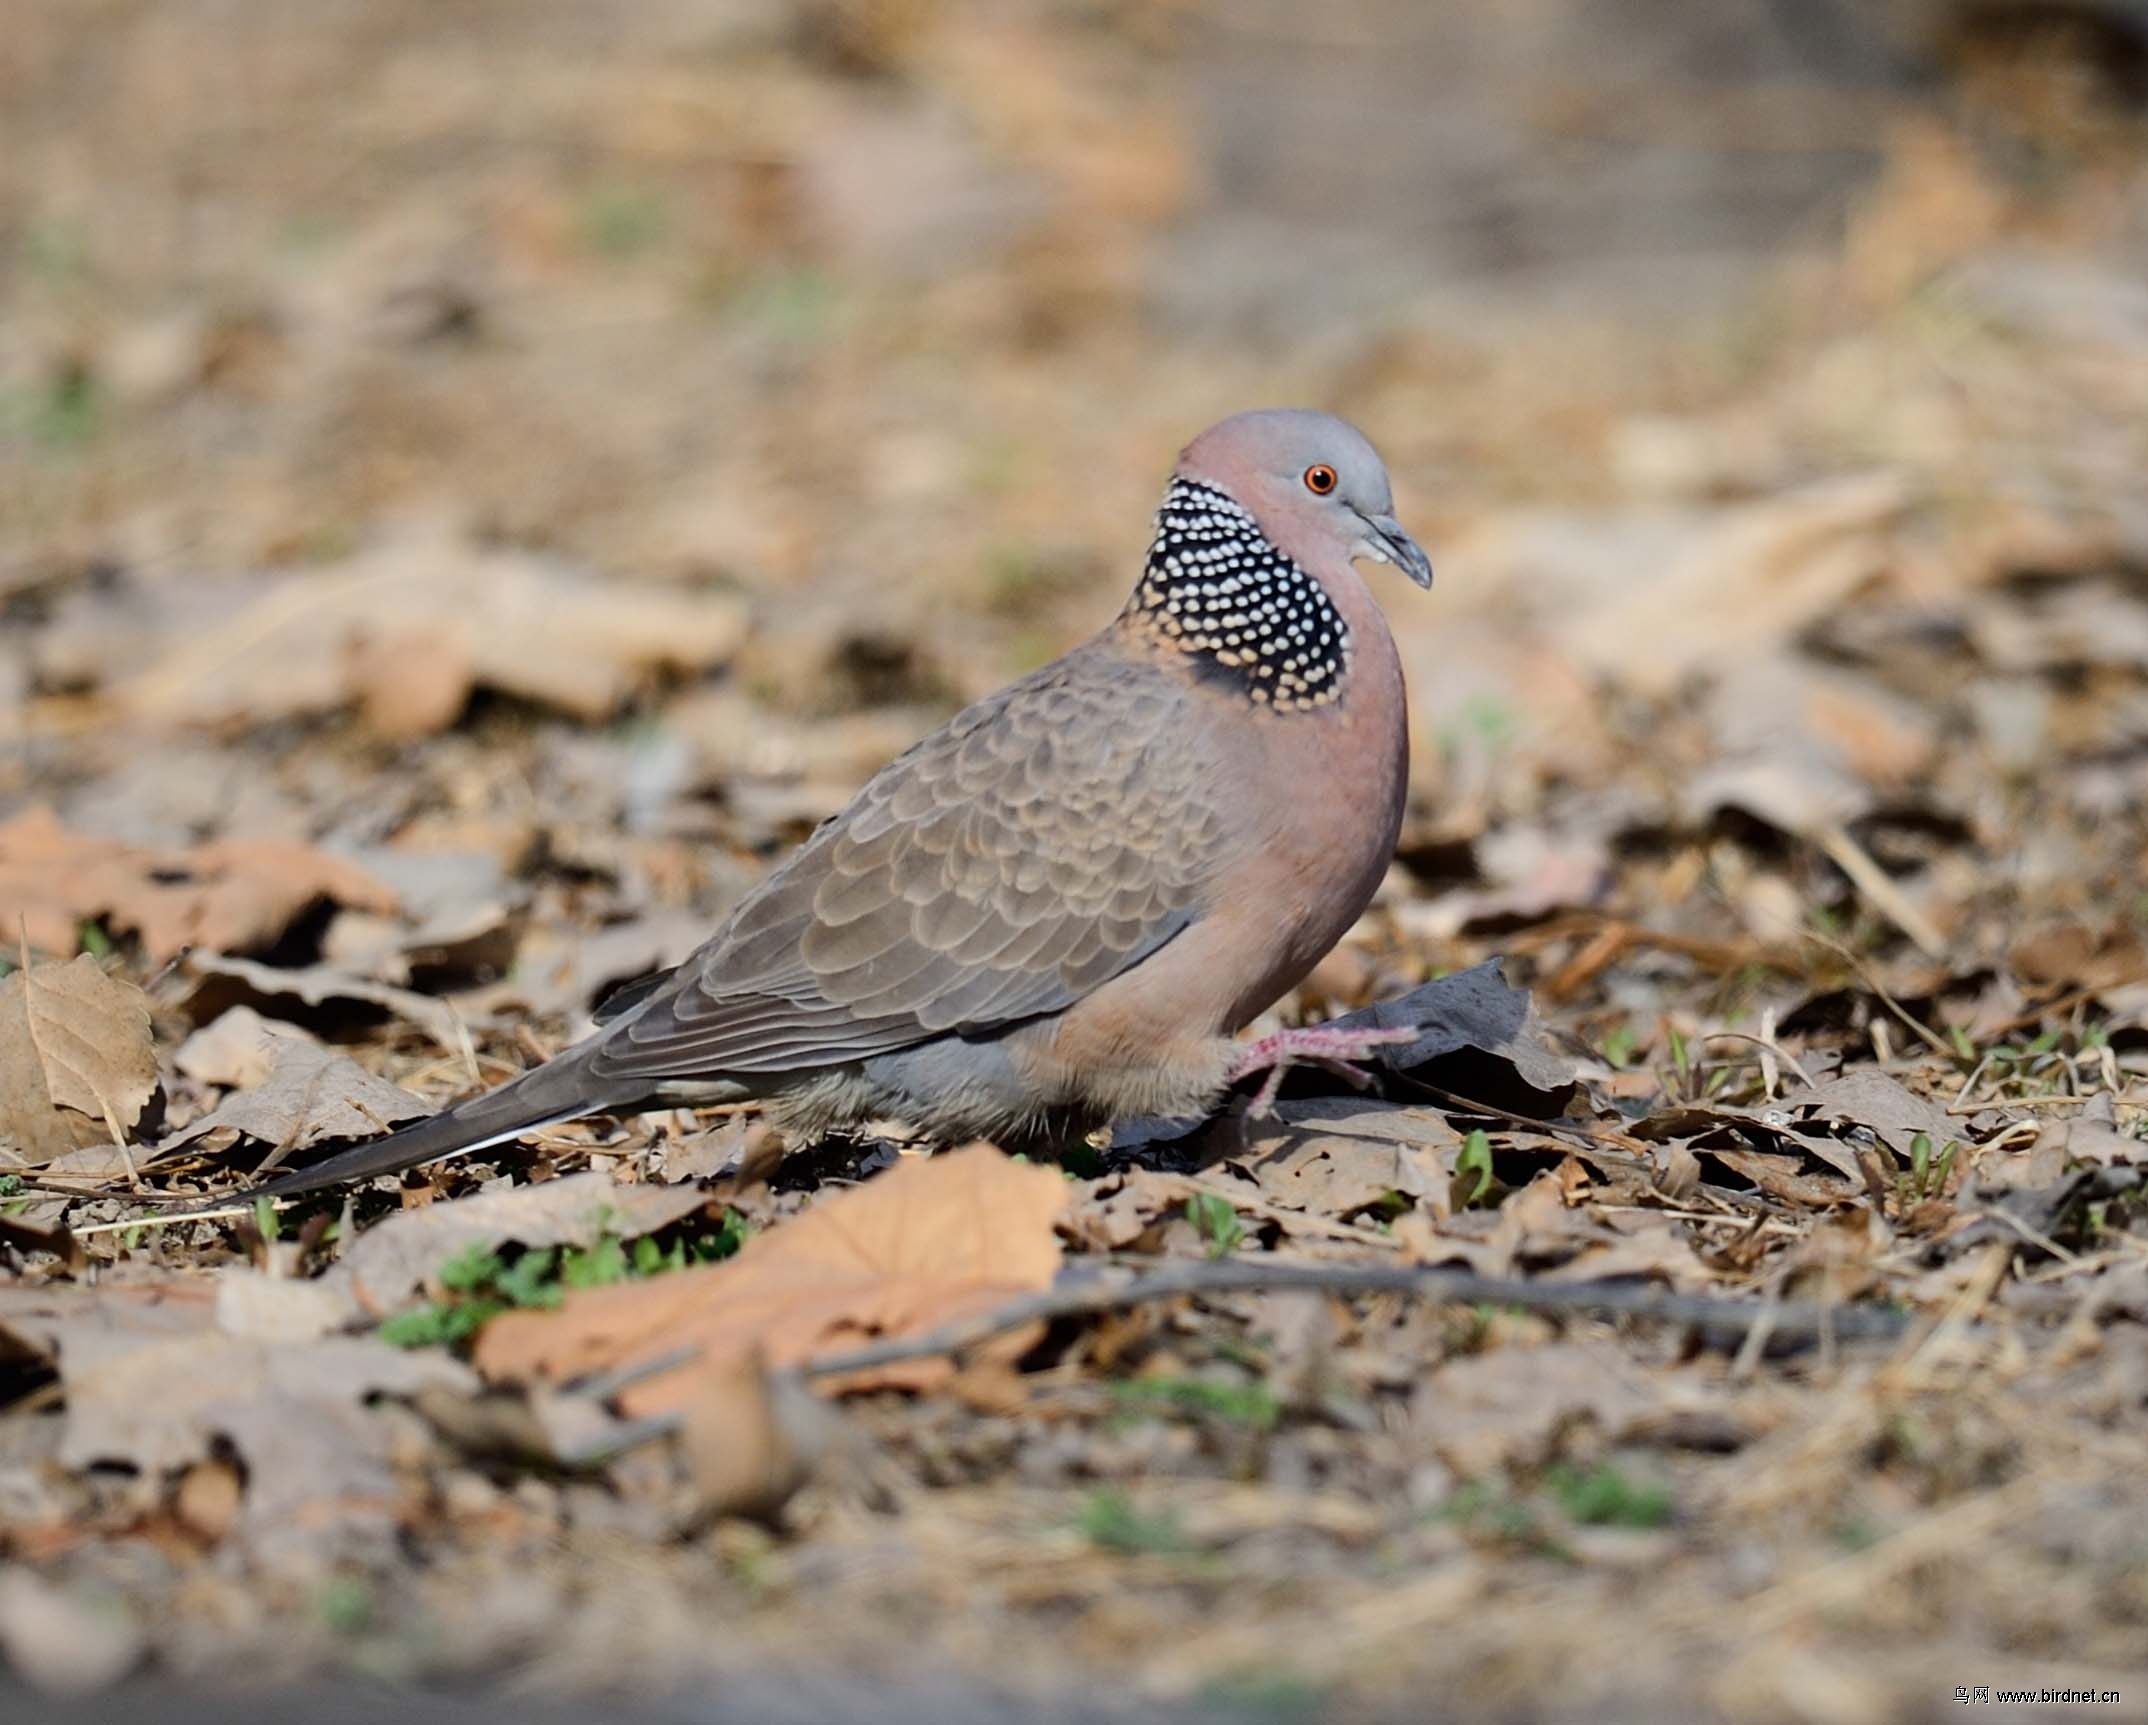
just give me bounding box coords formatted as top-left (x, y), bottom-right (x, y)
top-left (7, 22), bottom-right (2148, 1714)
top-left (0, 955), bottom-right (158, 1167)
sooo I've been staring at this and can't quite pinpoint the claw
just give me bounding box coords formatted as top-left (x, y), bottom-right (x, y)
top-left (1227, 1024), bottom-right (1417, 1119)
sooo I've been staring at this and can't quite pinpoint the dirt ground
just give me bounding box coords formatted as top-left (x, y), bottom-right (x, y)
top-left (6, 5), bottom-right (2148, 1721)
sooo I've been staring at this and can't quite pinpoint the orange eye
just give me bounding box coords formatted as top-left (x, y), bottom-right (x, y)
top-left (1303, 464), bottom-right (1338, 495)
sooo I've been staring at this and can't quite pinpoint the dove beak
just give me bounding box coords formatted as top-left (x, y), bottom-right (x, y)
top-left (1356, 512), bottom-right (1434, 589)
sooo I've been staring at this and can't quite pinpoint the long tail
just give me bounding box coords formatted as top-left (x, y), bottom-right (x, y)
top-left (241, 1049), bottom-right (618, 1206)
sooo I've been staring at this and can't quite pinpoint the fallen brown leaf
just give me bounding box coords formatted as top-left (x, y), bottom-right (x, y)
top-left (679, 1352), bottom-right (843, 1524)
top-left (180, 951), bottom-right (466, 1050)
top-left (115, 529), bottom-right (751, 732)
top-left (0, 1571), bottom-right (144, 1698)
top-left (0, 954), bottom-right (159, 1166)
top-left (156, 1035), bottom-right (429, 1171)
top-left (0, 1278), bottom-right (472, 1556)
top-left (476, 1143), bottom-right (1069, 1411)
top-left (171, 1004), bottom-right (316, 1090)
top-left (0, 805), bottom-right (397, 962)
top-left (1229, 1101), bottom-right (1457, 1219)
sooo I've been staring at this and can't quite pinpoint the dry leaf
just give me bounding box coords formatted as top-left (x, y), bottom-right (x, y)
top-left (348, 624), bottom-right (475, 739)
top-left (116, 529), bottom-right (750, 732)
top-left (0, 955), bottom-right (158, 1166)
top-left (0, 805), bottom-right (396, 961)
top-left (1060, 1166), bottom-right (1184, 1252)
top-left (181, 951), bottom-right (466, 1050)
top-left (214, 1269), bottom-right (361, 1345)
top-left (680, 1352), bottom-right (842, 1524)
top-left (172, 1004), bottom-right (316, 1089)
top-left (476, 1143), bottom-right (1068, 1410)
top-left (1540, 1221), bottom-right (1710, 1289)
top-left (0, 1572), bottom-right (143, 1698)
top-left (1231, 1101), bottom-right (1458, 1217)
top-left (154, 1036), bottom-right (429, 1166)
top-left (2052, 1116), bottom-right (2146, 1169)
top-left (0, 1279), bottom-right (472, 1554)
top-left (174, 1458), bottom-right (244, 1543)
top-left (1775, 1067), bottom-right (1963, 1161)
top-left (1488, 475), bottom-right (1907, 697)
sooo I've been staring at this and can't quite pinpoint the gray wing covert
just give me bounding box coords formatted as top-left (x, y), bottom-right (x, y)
top-left (585, 654), bottom-right (1230, 1085)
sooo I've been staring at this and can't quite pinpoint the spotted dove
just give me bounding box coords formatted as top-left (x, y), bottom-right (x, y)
top-left (244, 410), bottom-right (1433, 1201)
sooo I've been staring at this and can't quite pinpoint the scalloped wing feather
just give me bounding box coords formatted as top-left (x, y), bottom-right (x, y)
top-left (585, 650), bottom-right (1228, 1085)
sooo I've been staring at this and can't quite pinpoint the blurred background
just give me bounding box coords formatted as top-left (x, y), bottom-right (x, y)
top-left (6, 0), bottom-right (2148, 856)
top-left (10, 0), bottom-right (2148, 1003)
top-left (9, 0), bottom-right (2148, 1103)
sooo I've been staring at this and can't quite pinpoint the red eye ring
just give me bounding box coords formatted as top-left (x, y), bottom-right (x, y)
top-left (1303, 464), bottom-right (1338, 495)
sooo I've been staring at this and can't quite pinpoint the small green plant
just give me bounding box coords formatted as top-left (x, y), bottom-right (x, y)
top-left (1112, 1375), bottom-right (1279, 1431)
top-left (381, 1210), bottom-right (751, 1349)
top-left (1460, 694), bottom-right (1518, 750)
top-left (1436, 1479), bottom-right (1568, 1557)
top-left (1601, 1024), bottom-right (1637, 1069)
top-left (1451, 1129), bottom-right (1496, 1208)
top-left (1076, 1490), bottom-right (1185, 1555)
top-left (1198, 1672), bottom-right (1324, 1722)
top-left (562, 1234), bottom-right (631, 1290)
top-left (377, 1299), bottom-right (498, 1350)
top-left (577, 184), bottom-right (668, 257)
top-left (1364, 1187), bottom-right (1414, 1223)
top-left (25, 218), bottom-right (87, 285)
top-left (723, 264), bottom-right (840, 346)
top-left (0, 1174), bottom-right (23, 1198)
top-left (1895, 1131), bottom-right (1959, 1207)
top-left (1547, 1463), bottom-right (1674, 1529)
top-left (29, 365), bottom-right (102, 448)
top-left (252, 1197), bottom-right (282, 1244)
top-left (315, 1576), bottom-right (374, 1635)
top-left (1185, 1191), bottom-right (1247, 1257)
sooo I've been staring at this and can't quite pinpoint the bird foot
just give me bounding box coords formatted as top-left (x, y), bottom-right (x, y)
top-left (1227, 1024), bottom-right (1417, 1119)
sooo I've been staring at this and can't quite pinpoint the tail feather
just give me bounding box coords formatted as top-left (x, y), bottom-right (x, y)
top-left (244, 1054), bottom-right (612, 1204)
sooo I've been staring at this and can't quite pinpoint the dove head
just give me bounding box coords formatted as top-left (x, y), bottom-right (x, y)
top-left (1124, 410), bottom-right (1430, 711)
top-left (1174, 409), bottom-right (1432, 592)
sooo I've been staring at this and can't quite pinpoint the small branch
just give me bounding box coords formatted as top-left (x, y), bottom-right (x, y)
top-left (1801, 926), bottom-right (1955, 1059)
top-left (1812, 822), bottom-right (1946, 959)
top-left (799, 1258), bottom-right (1909, 1382)
top-left (546, 1258), bottom-right (1913, 1469)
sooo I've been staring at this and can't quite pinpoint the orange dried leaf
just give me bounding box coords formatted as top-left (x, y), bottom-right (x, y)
top-left (0, 806), bottom-right (396, 961)
top-left (474, 1143), bottom-right (1069, 1412)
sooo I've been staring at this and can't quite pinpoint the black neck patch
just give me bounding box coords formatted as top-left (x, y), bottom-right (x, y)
top-left (1127, 479), bottom-right (1349, 710)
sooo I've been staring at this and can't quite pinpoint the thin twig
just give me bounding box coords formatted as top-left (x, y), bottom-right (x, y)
top-left (551, 1258), bottom-right (1914, 1468)
top-left (1391, 1078), bottom-right (1652, 1160)
top-left (796, 1261), bottom-right (1909, 1382)
top-left (1812, 821), bottom-right (1946, 958)
top-left (1946, 1090), bottom-right (2146, 1116)
top-left (1800, 927), bottom-right (1955, 1059)
top-left (1981, 979), bottom-right (2146, 1042)
top-left (1700, 1030), bottom-right (1818, 1093)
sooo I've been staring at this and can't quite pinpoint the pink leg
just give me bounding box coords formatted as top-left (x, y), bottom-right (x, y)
top-left (1226, 1024), bottom-right (1418, 1118)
